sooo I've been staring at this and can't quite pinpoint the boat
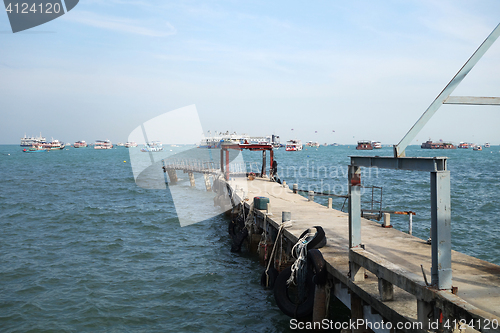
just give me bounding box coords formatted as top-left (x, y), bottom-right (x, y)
top-left (356, 141), bottom-right (373, 150)
top-left (458, 142), bottom-right (469, 149)
top-left (42, 139), bottom-right (65, 150)
top-left (285, 140), bottom-right (303, 151)
top-left (20, 133), bottom-right (46, 147)
top-left (473, 145), bottom-right (483, 151)
top-left (94, 140), bottom-right (113, 149)
top-left (116, 142), bottom-right (125, 147)
top-left (305, 141), bottom-right (320, 148)
top-left (485, 142), bottom-right (491, 148)
top-left (420, 140), bottom-right (456, 149)
top-left (22, 144), bottom-right (47, 153)
top-left (73, 141), bottom-right (88, 148)
top-left (372, 141), bottom-right (382, 149)
top-left (125, 142), bottom-right (138, 148)
top-left (141, 141), bottom-right (163, 152)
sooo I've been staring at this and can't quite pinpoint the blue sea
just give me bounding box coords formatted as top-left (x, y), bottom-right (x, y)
top-left (1, 144), bottom-right (499, 332)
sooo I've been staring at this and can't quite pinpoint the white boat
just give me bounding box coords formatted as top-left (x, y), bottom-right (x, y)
top-left (20, 133), bottom-right (46, 147)
top-left (116, 142), bottom-right (125, 147)
top-left (125, 142), bottom-right (138, 148)
top-left (94, 140), bottom-right (113, 149)
top-left (141, 141), bottom-right (163, 152)
top-left (485, 142), bottom-right (491, 148)
top-left (74, 141), bottom-right (88, 148)
top-left (285, 139), bottom-right (303, 151)
top-left (305, 141), bottom-right (320, 148)
top-left (473, 145), bottom-right (483, 151)
top-left (42, 139), bottom-right (65, 150)
top-left (372, 141), bottom-right (382, 149)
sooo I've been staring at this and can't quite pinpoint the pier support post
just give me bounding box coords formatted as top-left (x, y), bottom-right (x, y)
top-left (327, 197), bottom-right (332, 209)
top-left (313, 284), bottom-right (328, 324)
top-left (348, 165), bottom-right (362, 249)
top-left (417, 299), bottom-right (435, 330)
top-left (351, 293), bottom-right (370, 333)
top-left (378, 278), bottom-right (393, 301)
top-left (203, 174), bottom-right (212, 191)
top-left (430, 171), bottom-right (452, 290)
top-left (166, 169), bottom-right (178, 183)
top-left (188, 172), bottom-right (195, 187)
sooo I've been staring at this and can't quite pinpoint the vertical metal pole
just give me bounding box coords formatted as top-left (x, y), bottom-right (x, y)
top-left (261, 150), bottom-right (266, 177)
top-left (225, 149), bottom-right (230, 180)
top-left (220, 149), bottom-right (224, 175)
top-left (430, 171), bottom-right (452, 289)
top-left (270, 149), bottom-right (274, 175)
top-left (348, 164), bottom-right (362, 248)
top-left (409, 213), bottom-right (413, 235)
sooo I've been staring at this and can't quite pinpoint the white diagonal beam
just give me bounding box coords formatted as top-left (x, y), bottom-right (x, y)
top-left (394, 23), bottom-right (500, 157)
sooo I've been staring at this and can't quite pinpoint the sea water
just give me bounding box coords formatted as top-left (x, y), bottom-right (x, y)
top-left (1, 144), bottom-right (499, 332)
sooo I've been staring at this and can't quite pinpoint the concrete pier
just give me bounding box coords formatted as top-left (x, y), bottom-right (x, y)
top-left (237, 177), bottom-right (500, 332)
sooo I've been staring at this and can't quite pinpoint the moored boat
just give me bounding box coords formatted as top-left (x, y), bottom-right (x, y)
top-left (23, 144), bottom-right (47, 152)
top-left (285, 139), bottom-right (303, 151)
top-left (74, 141), bottom-right (88, 148)
top-left (458, 142), bottom-right (469, 149)
top-left (94, 140), bottom-right (113, 149)
top-left (421, 140), bottom-right (456, 149)
top-left (125, 142), bottom-right (138, 148)
top-left (42, 140), bottom-right (65, 150)
top-left (305, 141), bottom-right (320, 148)
top-left (20, 133), bottom-right (46, 147)
top-left (141, 141), bottom-right (163, 152)
top-left (356, 141), bottom-right (373, 150)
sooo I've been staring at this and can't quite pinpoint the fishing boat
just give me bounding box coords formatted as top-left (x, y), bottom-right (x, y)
top-left (285, 140), bottom-right (303, 151)
top-left (372, 141), bottom-right (382, 149)
top-left (125, 142), bottom-right (138, 148)
top-left (73, 141), bottom-right (88, 148)
top-left (485, 142), bottom-right (491, 148)
top-left (20, 133), bottom-right (46, 147)
top-left (94, 140), bottom-right (113, 149)
top-left (141, 141), bottom-right (163, 152)
top-left (356, 141), bottom-right (373, 150)
top-left (473, 145), bottom-right (483, 151)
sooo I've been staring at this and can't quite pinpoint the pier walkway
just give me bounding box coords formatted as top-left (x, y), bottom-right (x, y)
top-left (241, 177), bottom-right (500, 332)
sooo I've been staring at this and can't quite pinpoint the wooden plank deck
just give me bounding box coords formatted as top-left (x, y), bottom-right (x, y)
top-left (240, 177), bottom-right (500, 330)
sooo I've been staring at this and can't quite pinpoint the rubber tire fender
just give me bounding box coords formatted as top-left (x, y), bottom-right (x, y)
top-left (307, 249), bottom-right (327, 286)
top-left (273, 266), bottom-right (315, 318)
top-left (298, 226), bottom-right (326, 251)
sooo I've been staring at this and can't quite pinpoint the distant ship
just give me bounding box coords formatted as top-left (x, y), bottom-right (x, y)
top-left (305, 141), bottom-right (320, 148)
top-left (141, 141), bottom-right (163, 152)
top-left (285, 140), bottom-right (303, 151)
top-left (20, 133), bottom-right (46, 147)
top-left (421, 140), bottom-right (456, 149)
top-left (94, 140), bottom-right (113, 149)
top-left (125, 142), bottom-right (138, 148)
top-left (458, 142), bottom-right (469, 149)
top-left (74, 141), bottom-right (88, 148)
top-left (356, 141), bottom-right (373, 150)
top-left (372, 141), bottom-right (382, 149)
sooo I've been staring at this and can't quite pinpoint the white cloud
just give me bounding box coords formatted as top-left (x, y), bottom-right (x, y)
top-left (64, 10), bottom-right (176, 37)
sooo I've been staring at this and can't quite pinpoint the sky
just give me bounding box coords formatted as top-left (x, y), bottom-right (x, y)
top-left (1, 0), bottom-right (499, 146)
